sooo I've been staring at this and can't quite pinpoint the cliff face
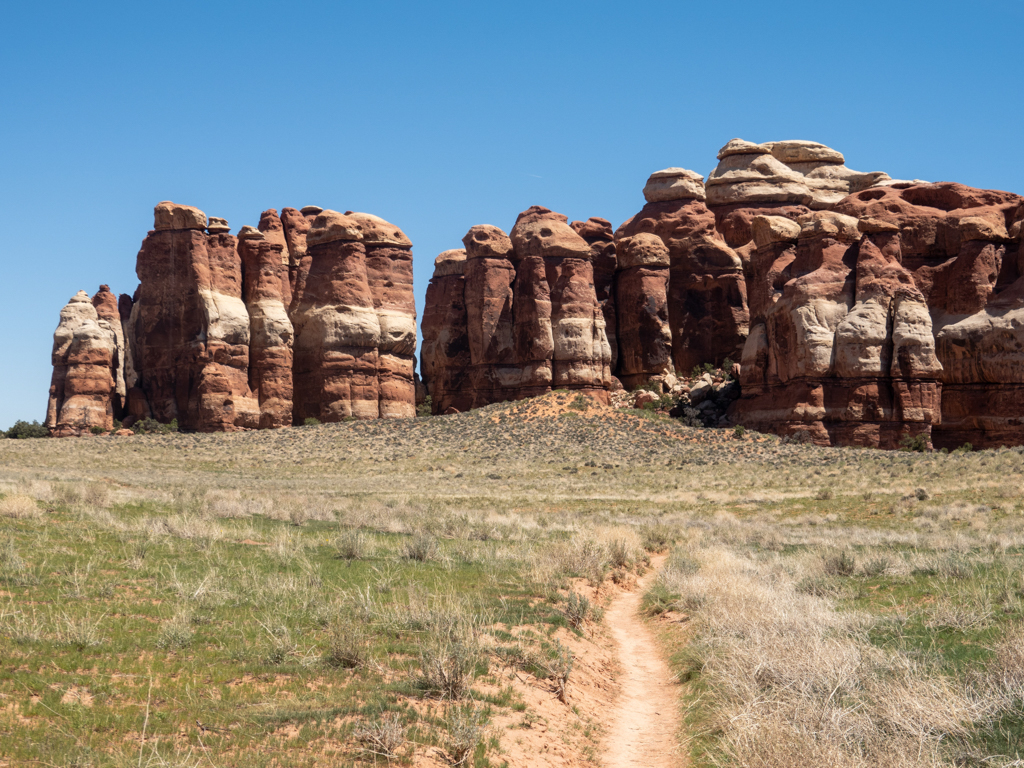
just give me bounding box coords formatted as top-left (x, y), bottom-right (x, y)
top-left (420, 139), bottom-right (1024, 449)
top-left (420, 207), bottom-right (611, 414)
top-left (49, 201), bottom-right (416, 434)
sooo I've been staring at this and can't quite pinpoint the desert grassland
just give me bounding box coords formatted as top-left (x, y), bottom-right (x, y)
top-left (0, 392), bottom-right (1022, 767)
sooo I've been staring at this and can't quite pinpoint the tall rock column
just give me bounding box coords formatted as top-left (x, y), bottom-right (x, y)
top-left (510, 206), bottom-right (610, 400)
top-left (256, 209), bottom-right (292, 308)
top-left (128, 201), bottom-right (259, 431)
top-left (282, 206), bottom-right (321, 315)
top-left (291, 210), bottom-right (381, 421)
top-left (617, 169), bottom-right (747, 373)
top-left (348, 212), bottom-right (417, 418)
top-left (571, 217), bottom-right (618, 374)
top-left (45, 289), bottom-right (118, 436)
top-left (421, 249), bottom-right (470, 413)
top-left (463, 224), bottom-right (516, 405)
top-left (614, 233), bottom-right (672, 389)
top-left (238, 227), bottom-right (294, 428)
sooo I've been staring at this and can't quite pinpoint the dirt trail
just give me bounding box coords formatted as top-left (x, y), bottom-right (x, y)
top-left (601, 562), bottom-right (683, 768)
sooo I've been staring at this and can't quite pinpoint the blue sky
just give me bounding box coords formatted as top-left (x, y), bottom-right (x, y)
top-left (2, 0), bottom-right (1022, 428)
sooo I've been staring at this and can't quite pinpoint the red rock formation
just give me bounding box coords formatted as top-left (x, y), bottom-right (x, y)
top-left (238, 229), bottom-right (294, 428)
top-left (349, 212), bottom-right (417, 419)
top-left (614, 233), bottom-right (672, 389)
top-left (572, 217), bottom-right (618, 374)
top-left (281, 206), bottom-right (319, 314)
top-left (734, 211), bottom-right (942, 448)
top-left (511, 206), bottom-right (611, 401)
top-left (420, 249), bottom-right (470, 413)
top-left (832, 182), bottom-right (1024, 448)
top-left (616, 171), bottom-right (748, 373)
top-left (126, 202), bottom-right (259, 431)
top-left (45, 289), bottom-right (119, 436)
top-left (291, 210), bottom-right (379, 421)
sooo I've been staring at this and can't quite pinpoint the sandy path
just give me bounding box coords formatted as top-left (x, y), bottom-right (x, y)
top-left (601, 565), bottom-right (683, 768)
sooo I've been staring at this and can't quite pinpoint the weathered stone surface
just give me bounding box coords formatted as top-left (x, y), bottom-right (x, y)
top-left (45, 289), bottom-right (118, 436)
top-left (353, 212), bottom-right (416, 419)
top-left (614, 233), bottom-right (672, 389)
top-left (643, 168), bottom-right (705, 203)
top-left (616, 197), bottom-right (748, 373)
top-left (50, 201), bottom-right (416, 434)
top-left (290, 210), bottom-right (416, 422)
top-left (239, 236), bottom-right (293, 428)
top-left (572, 217), bottom-right (618, 372)
top-left (128, 205), bottom-right (259, 432)
top-left (706, 139), bottom-right (890, 210)
top-left (420, 250), bottom-right (470, 413)
top-left (422, 207), bottom-right (611, 413)
top-left (154, 201), bottom-right (207, 231)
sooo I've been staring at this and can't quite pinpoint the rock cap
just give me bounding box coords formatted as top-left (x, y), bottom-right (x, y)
top-left (207, 216), bottom-right (230, 234)
top-left (237, 225), bottom-right (264, 240)
top-left (642, 168), bottom-right (706, 203)
top-left (154, 201), bottom-right (207, 231)
top-left (433, 249), bottom-right (467, 276)
top-left (463, 224), bottom-right (513, 260)
top-left (616, 233), bottom-right (670, 268)
top-left (717, 138), bottom-right (771, 160)
top-left (343, 212), bottom-right (412, 247)
top-left (751, 215), bottom-right (802, 248)
top-left (307, 210), bottom-right (364, 247)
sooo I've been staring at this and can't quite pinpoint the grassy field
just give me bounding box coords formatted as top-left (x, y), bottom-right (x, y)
top-left (1, 392), bottom-right (1023, 767)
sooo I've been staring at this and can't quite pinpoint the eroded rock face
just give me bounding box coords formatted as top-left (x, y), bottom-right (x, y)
top-left (831, 183), bottom-right (1024, 448)
top-left (290, 210), bottom-right (417, 421)
top-left (51, 201), bottom-right (416, 435)
top-left (238, 229), bottom-right (294, 428)
top-left (616, 171), bottom-right (748, 373)
top-left (421, 207), bottom-right (611, 412)
top-left (45, 289), bottom-right (119, 436)
top-left (128, 203), bottom-right (259, 431)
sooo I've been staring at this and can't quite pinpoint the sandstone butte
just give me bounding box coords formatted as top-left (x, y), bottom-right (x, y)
top-left (420, 139), bottom-right (1024, 450)
top-left (46, 202), bottom-right (417, 435)
top-left (47, 140), bottom-right (1024, 450)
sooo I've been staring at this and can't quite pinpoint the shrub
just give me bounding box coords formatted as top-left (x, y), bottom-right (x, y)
top-left (134, 418), bottom-right (178, 435)
top-left (822, 549), bottom-right (857, 577)
top-left (416, 395), bottom-right (433, 417)
top-left (640, 523), bottom-right (674, 552)
top-left (156, 610), bottom-right (194, 650)
top-left (418, 636), bottom-right (480, 699)
top-left (4, 420), bottom-right (48, 439)
top-left (323, 617), bottom-right (371, 668)
top-left (815, 487), bottom-right (835, 501)
top-left (563, 591), bottom-right (593, 630)
top-left (442, 704), bottom-right (485, 766)
top-left (733, 425), bottom-right (746, 439)
top-left (403, 532), bottom-right (440, 562)
top-left (899, 433), bottom-right (928, 452)
top-left (353, 712), bottom-right (406, 760)
top-left (333, 528), bottom-right (370, 560)
top-left (303, 417), bottom-right (321, 427)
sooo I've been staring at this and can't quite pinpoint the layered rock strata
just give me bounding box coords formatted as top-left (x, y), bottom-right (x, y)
top-left (421, 207), bottom-right (611, 413)
top-left (50, 201), bottom-right (416, 434)
top-left (45, 288), bottom-right (121, 436)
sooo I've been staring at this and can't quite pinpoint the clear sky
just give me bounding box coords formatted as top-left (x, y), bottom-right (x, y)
top-left (2, 0), bottom-right (1022, 429)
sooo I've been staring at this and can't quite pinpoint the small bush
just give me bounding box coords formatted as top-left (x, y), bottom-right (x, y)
top-left (416, 395), bottom-right (433, 418)
top-left (563, 592), bottom-right (593, 630)
top-left (134, 418), bottom-right (178, 435)
top-left (733, 425), bottom-right (746, 439)
top-left (815, 487), bottom-right (835, 501)
top-left (442, 704), bottom-right (485, 766)
top-left (4, 420), bottom-right (48, 439)
top-left (323, 617), bottom-right (371, 669)
top-left (899, 433), bottom-right (928, 452)
top-left (353, 712), bottom-right (406, 761)
top-left (403, 532), bottom-right (440, 562)
top-left (861, 556), bottom-right (893, 577)
top-left (418, 636), bottom-right (481, 699)
top-left (640, 523), bottom-right (674, 552)
top-left (156, 610), bottom-right (194, 650)
top-left (0, 495), bottom-right (42, 519)
top-left (334, 528), bottom-right (370, 560)
top-left (303, 417), bottom-right (321, 427)
top-left (822, 549), bottom-right (857, 577)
